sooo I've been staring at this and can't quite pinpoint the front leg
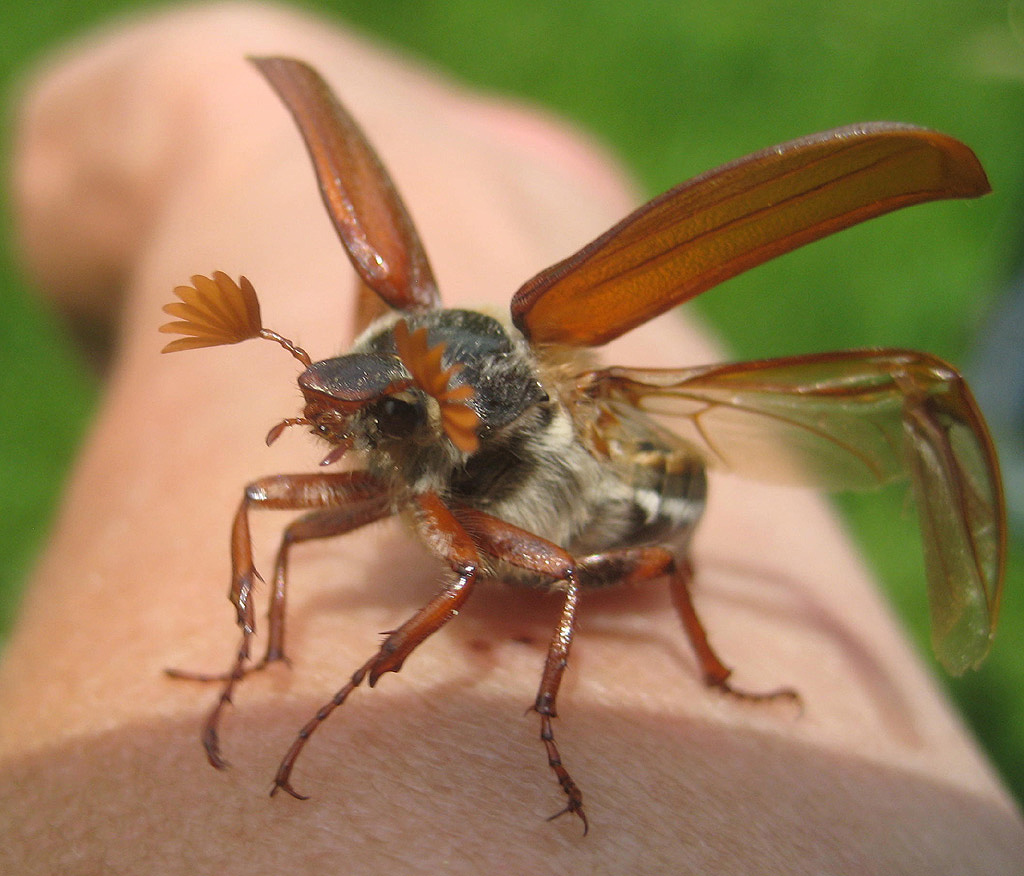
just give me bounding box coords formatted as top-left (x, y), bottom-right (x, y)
top-left (170, 470), bottom-right (392, 768)
top-left (227, 471), bottom-right (391, 649)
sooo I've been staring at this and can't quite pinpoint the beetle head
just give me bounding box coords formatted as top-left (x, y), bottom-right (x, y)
top-left (289, 319), bottom-right (480, 465)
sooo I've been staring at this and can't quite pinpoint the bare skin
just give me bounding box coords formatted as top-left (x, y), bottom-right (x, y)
top-left (1, 5), bottom-right (1021, 874)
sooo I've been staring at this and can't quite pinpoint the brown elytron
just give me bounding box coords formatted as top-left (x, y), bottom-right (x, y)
top-left (162, 57), bottom-right (1004, 832)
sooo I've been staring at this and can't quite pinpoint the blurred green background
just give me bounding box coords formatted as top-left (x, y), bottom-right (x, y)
top-left (1, 0), bottom-right (1022, 806)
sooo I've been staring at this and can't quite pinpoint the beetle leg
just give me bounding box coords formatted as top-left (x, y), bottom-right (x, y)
top-left (577, 546), bottom-right (797, 702)
top-left (262, 502), bottom-right (394, 665)
top-left (170, 471), bottom-right (391, 768)
top-left (450, 508), bottom-right (589, 831)
top-left (666, 555), bottom-right (800, 704)
top-left (271, 491), bottom-right (481, 799)
top-left (535, 579), bottom-right (586, 833)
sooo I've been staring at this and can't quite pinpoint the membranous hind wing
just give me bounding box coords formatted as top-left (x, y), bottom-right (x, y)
top-left (578, 350), bottom-right (1005, 675)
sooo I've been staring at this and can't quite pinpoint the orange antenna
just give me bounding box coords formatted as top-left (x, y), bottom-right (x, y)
top-left (160, 272), bottom-right (311, 367)
top-left (392, 319), bottom-right (479, 452)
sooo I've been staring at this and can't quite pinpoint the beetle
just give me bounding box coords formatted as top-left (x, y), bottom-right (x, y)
top-left (162, 56), bottom-right (1004, 832)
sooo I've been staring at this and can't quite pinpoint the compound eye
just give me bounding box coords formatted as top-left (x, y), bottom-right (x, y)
top-left (375, 396), bottom-right (421, 438)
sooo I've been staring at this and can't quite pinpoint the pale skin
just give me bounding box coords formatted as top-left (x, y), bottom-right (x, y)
top-left (0, 5), bottom-right (1021, 874)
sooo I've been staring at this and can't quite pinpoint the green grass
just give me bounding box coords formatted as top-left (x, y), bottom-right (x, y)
top-left (2, 0), bottom-right (1022, 805)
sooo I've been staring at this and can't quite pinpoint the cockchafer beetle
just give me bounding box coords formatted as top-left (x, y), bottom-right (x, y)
top-left (162, 57), bottom-right (1004, 832)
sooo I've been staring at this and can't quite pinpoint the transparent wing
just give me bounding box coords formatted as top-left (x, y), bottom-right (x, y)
top-left (512, 124), bottom-right (990, 346)
top-left (252, 57), bottom-right (440, 312)
top-left (580, 349), bottom-right (1005, 673)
